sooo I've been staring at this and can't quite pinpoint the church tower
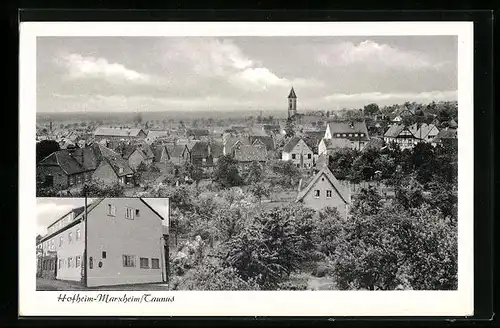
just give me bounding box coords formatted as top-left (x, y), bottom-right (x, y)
top-left (287, 87), bottom-right (297, 119)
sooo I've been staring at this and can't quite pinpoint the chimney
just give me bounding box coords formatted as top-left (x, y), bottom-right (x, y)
top-left (297, 178), bottom-right (303, 192)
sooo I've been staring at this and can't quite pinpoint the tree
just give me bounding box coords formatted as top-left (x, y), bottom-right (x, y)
top-left (244, 161), bottom-right (264, 185)
top-left (185, 162), bottom-right (204, 186)
top-left (248, 182), bottom-right (271, 203)
top-left (223, 204), bottom-right (317, 289)
top-left (133, 112), bottom-right (143, 127)
top-left (329, 204), bottom-right (457, 290)
top-left (79, 180), bottom-right (125, 197)
top-left (36, 140), bottom-right (60, 163)
top-left (270, 160), bottom-right (301, 188)
top-left (284, 118), bottom-right (295, 138)
top-left (350, 186), bottom-right (382, 216)
top-left (364, 103), bottom-right (380, 117)
top-left (213, 155), bottom-right (243, 188)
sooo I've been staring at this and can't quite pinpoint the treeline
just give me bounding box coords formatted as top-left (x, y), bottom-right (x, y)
top-left (161, 175), bottom-right (457, 291)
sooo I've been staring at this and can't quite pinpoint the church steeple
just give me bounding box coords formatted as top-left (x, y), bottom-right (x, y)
top-left (287, 87), bottom-right (297, 119)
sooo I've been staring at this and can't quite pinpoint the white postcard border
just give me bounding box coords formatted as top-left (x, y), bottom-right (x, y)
top-left (19, 21), bottom-right (474, 317)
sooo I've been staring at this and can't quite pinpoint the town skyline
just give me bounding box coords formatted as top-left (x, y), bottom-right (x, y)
top-left (37, 36), bottom-right (458, 113)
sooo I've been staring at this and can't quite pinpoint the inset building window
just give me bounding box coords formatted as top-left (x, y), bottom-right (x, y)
top-left (76, 228), bottom-right (81, 241)
top-left (102, 251), bottom-right (107, 259)
top-left (326, 190), bottom-right (332, 198)
top-left (140, 257), bottom-right (149, 269)
top-left (107, 204), bottom-right (116, 216)
top-left (68, 232), bottom-right (73, 243)
top-left (76, 256), bottom-right (81, 267)
top-left (151, 258), bottom-right (160, 269)
top-left (314, 190), bottom-right (320, 198)
top-left (125, 208), bottom-right (134, 220)
top-left (135, 209), bottom-right (140, 217)
top-left (59, 236), bottom-right (63, 246)
top-left (68, 257), bottom-right (73, 268)
top-left (307, 154), bottom-right (312, 159)
top-left (122, 255), bottom-right (136, 267)
top-left (292, 154), bottom-right (296, 159)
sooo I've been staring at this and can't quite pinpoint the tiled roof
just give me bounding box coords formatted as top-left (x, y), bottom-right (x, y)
top-left (249, 135), bottom-right (275, 151)
top-left (187, 128), bottom-right (210, 137)
top-left (94, 127), bottom-right (145, 137)
top-left (323, 138), bottom-right (352, 150)
top-left (383, 124), bottom-right (407, 138)
top-left (296, 166), bottom-right (350, 204)
top-left (166, 144), bottom-right (189, 158)
top-left (408, 123), bottom-right (438, 140)
top-left (147, 130), bottom-right (170, 139)
top-left (191, 141), bottom-right (222, 158)
top-left (234, 145), bottom-right (267, 162)
top-left (327, 121), bottom-right (370, 140)
top-left (152, 145), bottom-right (167, 162)
top-left (282, 136), bottom-right (302, 153)
top-left (362, 137), bottom-right (385, 151)
top-left (432, 129), bottom-right (457, 143)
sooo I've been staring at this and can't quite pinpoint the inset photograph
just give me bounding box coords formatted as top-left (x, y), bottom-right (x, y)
top-left (36, 197), bottom-right (170, 290)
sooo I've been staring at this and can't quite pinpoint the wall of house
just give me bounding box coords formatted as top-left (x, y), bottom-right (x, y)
top-left (86, 199), bottom-right (166, 287)
top-left (287, 140), bottom-right (314, 169)
top-left (128, 150), bottom-right (145, 171)
top-left (41, 222), bottom-right (85, 282)
top-left (92, 161), bottom-right (120, 185)
top-left (300, 173), bottom-right (348, 218)
top-left (36, 165), bottom-right (68, 189)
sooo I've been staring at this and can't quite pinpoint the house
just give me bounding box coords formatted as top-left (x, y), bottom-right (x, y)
top-left (296, 166), bottom-right (350, 218)
top-left (223, 136), bottom-right (250, 156)
top-left (37, 143), bottom-right (134, 189)
top-left (152, 144), bottom-right (170, 164)
top-left (448, 119), bottom-right (458, 128)
top-left (94, 127), bottom-right (147, 142)
top-left (248, 135), bottom-right (275, 151)
top-left (145, 130), bottom-right (170, 144)
top-left (190, 141), bottom-right (223, 167)
top-left (282, 137), bottom-right (314, 169)
top-left (302, 130), bottom-right (326, 154)
top-left (383, 124), bottom-right (418, 150)
top-left (115, 142), bottom-right (155, 171)
top-left (186, 128), bottom-right (210, 139)
top-left (323, 121), bottom-right (370, 150)
top-left (234, 144), bottom-right (267, 172)
top-left (165, 144), bottom-right (191, 166)
top-left (431, 128), bottom-right (458, 147)
top-left (318, 138), bottom-right (353, 156)
top-left (36, 198), bottom-right (169, 287)
top-left (408, 123), bottom-right (440, 143)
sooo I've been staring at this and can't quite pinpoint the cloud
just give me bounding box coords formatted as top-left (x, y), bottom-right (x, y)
top-left (324, 90), bottom-right (457, 105)
top-left (36, 202), bottom-right (74, 236)
top-left (55, 53), bottom-right (152, 84)
top-left (317, 40), bottom-right (437, 70)
top-left (162, 38), bottom-right (319, 92)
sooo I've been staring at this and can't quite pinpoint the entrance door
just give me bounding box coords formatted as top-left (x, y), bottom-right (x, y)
top-left (45, 175), bottom-right (54, 187)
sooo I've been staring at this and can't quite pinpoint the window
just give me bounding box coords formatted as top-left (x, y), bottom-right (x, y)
top-left (76, 256), bottom-right (81, 267)
top-left (76, 229), bottom-right (81, 241)
top-left (307, 154), bottom-right (312, 159)
top-left (314, 190), bottom-right (320, 198)
top-left (58, 259), bottom-right (63, 269)
top-left (59, 236), bottom-right (63, 246)
top-left (125, 208), bottom-right (134, 220)
top-left (342, 134), bottom-right (346, 137)
top-left (68, 232), bottom-right (73, 243)
top-left (296, 164), bottom-right (300, 168)
top-left (135, 209), bottom-right (140, 217)
top-left (336, 133), bottom-right (340, 137)
top-left (361, 133), bottom-right (364, 137)
top-left (354, 133), bottom-right (358, 137)
top-left (292, 154), bottom-right (296, 159)
top-left (348, 134), bottom-right (352, 137)
top-left (68, 257), bottom-right (73, 268)
top-left (89, 257), bottom-right (93, 269)
top-left (151, 258), bottom-right (160, 269)
top-left (140, 257), bottom-right (149, 269)
top-left (107, 204), bottom-right (116, 216)
top-left (326, 190), bottom-right (332, 198)
top-left (122, 255), bottom-right (136, 267)
top-left (102, 251), bottom-right (107, 259)
top-left (119, 167), bottom-right (123, 174)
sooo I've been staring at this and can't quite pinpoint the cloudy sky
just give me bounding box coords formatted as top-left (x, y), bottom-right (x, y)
top-left (36, 198), bottom-right (169, 236)
top-left (37, 36), bottom-right (457, 113)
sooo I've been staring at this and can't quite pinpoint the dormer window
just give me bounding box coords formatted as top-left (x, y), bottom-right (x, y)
top-left (119, 167), bottom-right (123, 174)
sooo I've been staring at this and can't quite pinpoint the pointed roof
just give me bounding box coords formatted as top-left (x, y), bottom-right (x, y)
top-left (288, 87), bottom-right (297, 99)
top-left (296, 166), bottom-right (350, 204)
top-left (283, 136), bottom-right (311, 153)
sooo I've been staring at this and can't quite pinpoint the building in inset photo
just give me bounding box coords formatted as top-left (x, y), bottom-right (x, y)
top-left (36, 197), bottom-right (170, 290)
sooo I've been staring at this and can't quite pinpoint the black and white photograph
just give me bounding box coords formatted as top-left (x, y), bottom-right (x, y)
top-left (36, 197), bottom-right (170, 291)
top-left (20, 21), bottom-right (474, 316)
